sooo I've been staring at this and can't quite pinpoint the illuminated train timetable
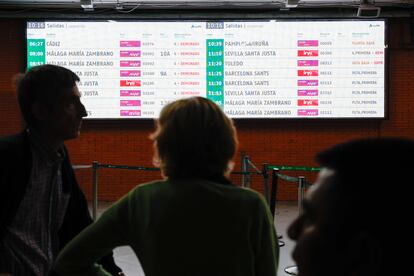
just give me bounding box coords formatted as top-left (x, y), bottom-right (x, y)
top-left (27, 20), bottom-right (386, 119)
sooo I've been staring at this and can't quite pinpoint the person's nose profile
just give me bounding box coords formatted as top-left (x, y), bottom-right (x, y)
top-left (79, 102), bottom-right (87, 118)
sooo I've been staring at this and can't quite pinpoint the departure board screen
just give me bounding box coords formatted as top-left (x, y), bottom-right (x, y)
top-left (26, 20), bottom-right (386, 119)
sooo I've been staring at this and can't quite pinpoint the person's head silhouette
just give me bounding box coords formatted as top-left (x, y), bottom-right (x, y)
top-left (288, 137), bottom-right (414, 276)
top-left (16, 64), bottom-right (87, 146)
top-left (150, 96), bottom-right (237, 179)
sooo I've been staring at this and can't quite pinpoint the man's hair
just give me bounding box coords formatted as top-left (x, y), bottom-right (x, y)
top-left (316, 137), bottom-right (414, 265)
top-left (151, 97), bottom-right (238, 179)
top-left (15, 64), bottom-right (80, 126)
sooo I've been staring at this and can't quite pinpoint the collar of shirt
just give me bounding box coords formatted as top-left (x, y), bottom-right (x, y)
top-left (170, 174), bottom-right (233, 186)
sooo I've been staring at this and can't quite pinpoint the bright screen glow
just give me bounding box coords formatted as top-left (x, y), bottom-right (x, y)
top-left (26, 20), bottom-right (386, 119)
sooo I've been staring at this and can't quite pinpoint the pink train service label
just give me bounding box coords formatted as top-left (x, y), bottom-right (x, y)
top-left (120, 41), bottom-right (141, 47)
top-left (120, 110), bottom-right (141, 116)
top-left (297, 109), bottom-right (318, 116)
top-left (120, 50), bottom-right (141, 57)
top-left (120, 60), bottom-right (141, 67)
top-left (120, 100), bottom-right (141, 107)
top-left (298, 60), bottom-right (319, 67)
top-left (120, 70), bottom-right (141, 77)
top-left (297, 40), bottom-right (319, 47)
top-left (298, 90), bottom-right (318, 96)
top-left (298, 80), bottom-right (318, 86)
top-left (120, 90), bottom-right (141, 96)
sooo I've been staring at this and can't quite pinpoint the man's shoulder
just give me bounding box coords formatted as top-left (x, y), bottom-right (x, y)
top-left (0, 131), bottom-right (27, 145)
top-left (228, 185), bottom-right (265, 201)
top-left (133, 179), bottom-right (167, 192)
top-left (0, 132), bottom-right (28, 160)
top-left (0, 132), bottom-right (26, 148)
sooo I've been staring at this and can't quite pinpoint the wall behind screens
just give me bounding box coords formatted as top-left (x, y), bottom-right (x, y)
top-left (26, 20), bottom-right (386, 119)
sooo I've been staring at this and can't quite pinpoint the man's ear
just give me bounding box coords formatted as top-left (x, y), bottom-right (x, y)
top-left (347, 232), bottom-right (383, 276)
top-left (31, 101), bottom-right (48, 121)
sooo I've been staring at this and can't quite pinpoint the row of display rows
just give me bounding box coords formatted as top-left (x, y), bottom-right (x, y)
top-left (81, 97), bottom-right (385, 107)
top-left (68, 69), bottom-right (384, 78)
top-left (79, 89), bottom-right (383, 98)
top-left (28, 37), bottom-right (384, 48)
top-left (85, 107), bottom-right (384, 118)
top-left (31, 48), bottom-right (385, 57)
top-left (75, 78), bottom-right (385, 88)
top-left (38, 60), bottom-right (383, 69)
top-left (36, 54), bottom-right (384, 61)
top-left (69, 69), bottom-right (383, 77)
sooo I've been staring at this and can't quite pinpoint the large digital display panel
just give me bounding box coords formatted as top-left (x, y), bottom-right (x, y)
top-left (26, 20), bottom-right (386, 119)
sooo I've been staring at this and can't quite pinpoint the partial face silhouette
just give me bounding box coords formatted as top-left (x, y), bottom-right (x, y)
top-left (41, 85), bottom-right (87, 142)
top-left (287, 168), bottom-right (347, 276)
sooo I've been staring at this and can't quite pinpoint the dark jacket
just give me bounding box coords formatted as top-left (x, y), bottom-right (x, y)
top-left (0, 131), bottom-right (121, 275)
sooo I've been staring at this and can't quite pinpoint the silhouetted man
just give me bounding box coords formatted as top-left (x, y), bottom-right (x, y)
top-left (288, 137), bottom-right (412, 276)
top-left (0, 64), bottom-right (122, 275)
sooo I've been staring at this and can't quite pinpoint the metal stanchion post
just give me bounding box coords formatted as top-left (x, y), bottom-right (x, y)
top-left (92, 161), bottom-right (99, 221)
top-left (241, 152), bottom-right (246, 187)
top-left (270, 168), bottom-right (279, 218)
top-left (270, 168), bottom-right (284, 246)
top-left (285, 176), bottom-right (306, 275)
top-left (262, 163), bottom-right (269, 205)
top-left (245, 156), bottom-right (252, 188)
top-left (298, 176), bottom-right (305, 215)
